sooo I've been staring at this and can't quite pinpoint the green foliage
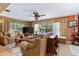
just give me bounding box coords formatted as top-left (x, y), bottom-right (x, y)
top-left (39, 23), bottom-right (52, 32)
top-left (24, 32), bottom-right (30, 36)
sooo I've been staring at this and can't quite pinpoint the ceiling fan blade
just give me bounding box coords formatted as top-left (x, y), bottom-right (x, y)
top-left (27, 10), bottom-right (45, 21)
top-left (27, 15), bottom-right (35, 17)
top-left (39, 14), bottom-right (45, 17)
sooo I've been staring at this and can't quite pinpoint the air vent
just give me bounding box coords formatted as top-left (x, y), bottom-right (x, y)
top-left (5, 9), bottom-right (10, 12)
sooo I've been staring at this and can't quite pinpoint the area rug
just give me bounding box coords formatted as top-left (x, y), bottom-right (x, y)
top-left (69, 45), bottom-right (79, 56)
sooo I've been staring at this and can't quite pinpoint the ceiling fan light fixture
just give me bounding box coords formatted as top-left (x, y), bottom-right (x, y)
top-left (35, 17), bottom-right (39, 21)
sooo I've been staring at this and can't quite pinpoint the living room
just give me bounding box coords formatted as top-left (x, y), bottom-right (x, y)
top-left (0, 3), bottom-right (79, 56)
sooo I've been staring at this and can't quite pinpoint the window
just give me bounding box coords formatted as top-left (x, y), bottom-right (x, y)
top-left (34, 24), bottom-right (40, 34)
top-left (34, 22), bottom-right (60, 36)
top-left (52, 22), bottom-right (60, 36)
top-left (10, 22), bottom-right (24, 33)
top-left (39, 23), bottom-right (52, 33)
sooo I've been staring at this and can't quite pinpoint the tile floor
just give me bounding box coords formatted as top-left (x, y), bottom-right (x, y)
top-left (57, 44), bottom-right (73, 56)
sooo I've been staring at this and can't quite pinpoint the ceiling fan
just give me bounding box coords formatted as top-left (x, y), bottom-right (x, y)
top-left (28, 11), bottom-right (45, 21)
top-left (5, 9), bottom-right (45, 21)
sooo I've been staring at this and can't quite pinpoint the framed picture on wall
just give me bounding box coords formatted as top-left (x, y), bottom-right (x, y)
top-left (68, 20), bottom-right (77, 27)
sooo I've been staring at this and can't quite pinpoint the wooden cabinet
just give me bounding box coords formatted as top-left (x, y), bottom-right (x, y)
top-left (46, 37), bottom-right (58, 55)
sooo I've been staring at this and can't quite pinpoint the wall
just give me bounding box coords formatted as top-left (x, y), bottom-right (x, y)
top-left (66, 16), bottom-right (75, 41)
top-left (32, 15), bottom-right (76, 41)
top-left (0, 3), bottom-right (10, 13)
top-left (0, 17), bottom-right (5, 32)
top-left (0, 15), bottom-right (76, 41)
top-left (0, 16), bottom-right (31, 32)
top-left (32, 17), bottom-right (68, 37)
top-left (77, 16), bottom-right (79, 35)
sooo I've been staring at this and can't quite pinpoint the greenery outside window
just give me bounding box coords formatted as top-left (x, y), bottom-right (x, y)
top-left (10, 22), bottom-right (24, 33)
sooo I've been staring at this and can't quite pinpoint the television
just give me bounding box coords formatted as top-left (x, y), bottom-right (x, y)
top-left (68, 20), bottom-right (77, 27)
top-left (23, 27), bottom-right (34, 34)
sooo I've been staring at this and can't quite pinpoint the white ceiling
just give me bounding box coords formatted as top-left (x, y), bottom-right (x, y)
top-left (0, 3), bottom-right (79, 21)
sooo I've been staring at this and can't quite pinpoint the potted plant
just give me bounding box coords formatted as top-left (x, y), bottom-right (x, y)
top-left (24, 32), bottom-right (30, 36)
